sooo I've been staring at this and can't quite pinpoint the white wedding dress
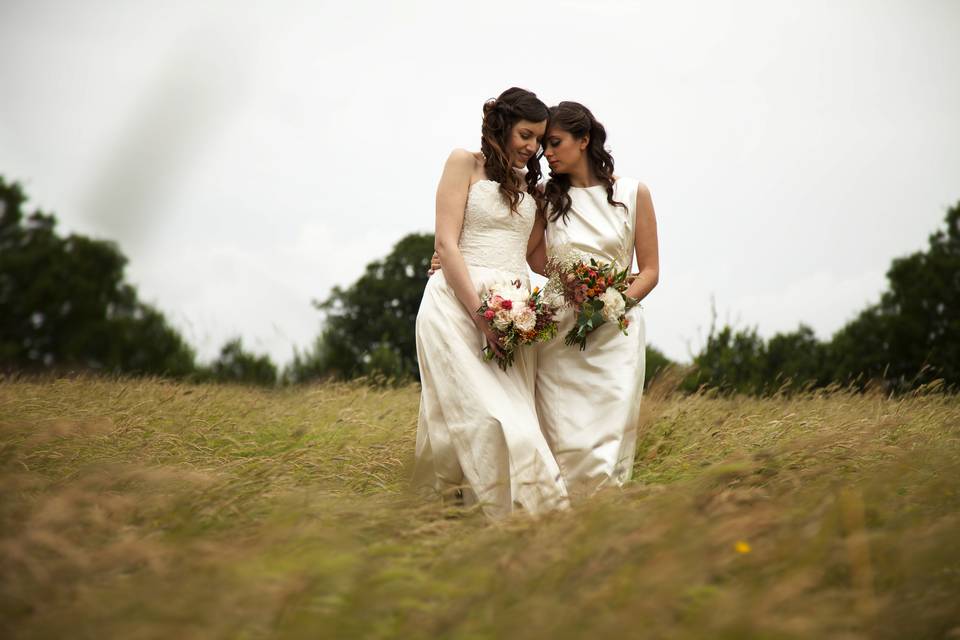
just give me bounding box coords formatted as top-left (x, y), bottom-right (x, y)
top-left (413, 180), bottom-right (569, 518)
top-left (536, 177), bottom-right (647, 499)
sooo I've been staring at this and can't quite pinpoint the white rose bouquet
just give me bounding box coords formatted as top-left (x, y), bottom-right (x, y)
top-left (544, 245), bottom-right (638, 350)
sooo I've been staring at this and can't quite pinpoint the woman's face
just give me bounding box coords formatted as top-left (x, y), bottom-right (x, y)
top-left (544, 127), bottom-right (588, 174)
top-left (507, 119), bottom-right (547, 168)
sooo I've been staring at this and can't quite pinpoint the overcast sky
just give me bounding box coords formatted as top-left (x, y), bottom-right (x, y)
top-left (2, 0), bottom-right (958, 366)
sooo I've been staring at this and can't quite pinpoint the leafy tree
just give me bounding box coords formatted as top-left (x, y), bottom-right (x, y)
top-left (764, 324), bottom-right (830, 391)
top-left (298, 233), bottom-right (435, 382)
top-left (0, 176), bottom-right (195, 376)
top-left (680, 322), bottom-right (832, 395)
top-left (680, 201), bottom-right (959, 395)
top-left (827, 305), bottom-right (893, 387)
top-left (682, 324), bottom-right (766, 394)
top-left (830, 202), bottom-right (959, 389)
top-left (644, 344), bottom-right (672, 388)
top-left (282, 331), bottom-right (336, 385)
top-left (198, 338), bottom-right (277, 386)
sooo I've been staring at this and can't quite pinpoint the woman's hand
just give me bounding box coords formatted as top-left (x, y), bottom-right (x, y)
top-left (428, 246), bottom-right (499, 355)
top-left (427, 251), bottom-right (442, 276)
top-left (473, 315), bottom-right (504, 357)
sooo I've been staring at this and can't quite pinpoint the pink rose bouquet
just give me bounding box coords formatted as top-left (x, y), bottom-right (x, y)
top-left (476, 280), bottom-right (559, 370)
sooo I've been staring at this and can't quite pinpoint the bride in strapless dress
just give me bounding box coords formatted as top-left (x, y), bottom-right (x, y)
top-left (412, 88), bottom-right (568, 519)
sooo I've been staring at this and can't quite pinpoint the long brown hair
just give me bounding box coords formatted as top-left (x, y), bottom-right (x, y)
top-left (543, 101), bottom-right (625, 222)
top-left (480, 87), bottom-right (548, 213)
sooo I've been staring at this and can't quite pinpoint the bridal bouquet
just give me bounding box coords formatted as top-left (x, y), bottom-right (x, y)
top-left (477, 280), bottom-right (559, 370)
top-left (544, 244), bottom-right (638, 350)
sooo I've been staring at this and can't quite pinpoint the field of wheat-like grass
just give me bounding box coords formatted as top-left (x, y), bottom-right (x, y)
top-left (1, 376), bottom-right (958, 639)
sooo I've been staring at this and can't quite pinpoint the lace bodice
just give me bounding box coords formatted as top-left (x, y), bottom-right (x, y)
top-left (458, 180), bottom-right (535, 275)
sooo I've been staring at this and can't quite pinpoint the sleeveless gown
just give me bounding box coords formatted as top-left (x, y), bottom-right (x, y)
top-left (413, 180), bottom-right (569, 518)
top-left (536, 177), bottom-right (647, 500)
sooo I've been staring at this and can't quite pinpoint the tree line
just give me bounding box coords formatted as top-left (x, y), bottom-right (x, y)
top-left (2, 175), bottom-right (956, 392)
top-left (680, 201), bottom-right (958, 393)
top-left (0, 177), bottom-right (276, 385)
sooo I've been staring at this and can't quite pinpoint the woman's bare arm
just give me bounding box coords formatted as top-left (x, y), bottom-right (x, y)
top-left (625, 183), bottom-right (659, 302)
top-left (433, 150), bottom-right (505, 354)
top-left (526, 214), bottom-right (548, 276)
top-left (434, 150), bottom-right (483, 314)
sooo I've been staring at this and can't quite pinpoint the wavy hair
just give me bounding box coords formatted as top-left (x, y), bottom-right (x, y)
top-left (480, 87), bottom-right (548, 213)
top-left (543, 101), bottom-right (625, 222)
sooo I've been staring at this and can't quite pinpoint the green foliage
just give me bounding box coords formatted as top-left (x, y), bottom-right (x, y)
top-left (685, 202), bottom-right (959, 394)
top-left (764, 324), bottom-right (830, 390)
top-left (0, 176), bottom-right (195, 376)
top-left (682, 323), bottom-right (767, 394)
top-left (830, 202), bottom-right (959, 389)
top-left (828, 304), bottom-right (892, 386)
top-left (682, 323), bottom-right (835, 395)
top-left (644, 344), bottom-right (672, 387)
top-left (196, 338), bottom-right (277, 387)
top-left (293, 233), bottom-right (435, 382)
top-left (283, 329), bottom-right (338, 384)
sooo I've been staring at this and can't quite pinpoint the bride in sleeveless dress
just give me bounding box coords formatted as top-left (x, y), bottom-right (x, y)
top-left (413, 87), bottom-right (568, 519)
top-left (529, 101), bottom-right (660, 499)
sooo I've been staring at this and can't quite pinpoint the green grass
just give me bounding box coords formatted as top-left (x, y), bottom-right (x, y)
top-left (1, 376), bottom-right (959, 639)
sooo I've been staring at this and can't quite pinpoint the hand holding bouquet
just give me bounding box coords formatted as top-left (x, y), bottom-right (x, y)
top-left (544, 245), bottom-right (638, 350)
top-left (476, 280), bottom-right (559, 370)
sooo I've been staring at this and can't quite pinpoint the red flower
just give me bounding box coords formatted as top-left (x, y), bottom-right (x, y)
top-left (502, 299), bottom-right (513, 310)
top-left (484, 309), bottom-right (495, 320)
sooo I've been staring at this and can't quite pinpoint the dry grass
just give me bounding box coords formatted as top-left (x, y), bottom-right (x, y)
top-left (1, 376), bottom-right (959, 639)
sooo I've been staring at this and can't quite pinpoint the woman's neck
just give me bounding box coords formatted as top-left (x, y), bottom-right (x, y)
top-left (567, 162), bottom-right (601, 188)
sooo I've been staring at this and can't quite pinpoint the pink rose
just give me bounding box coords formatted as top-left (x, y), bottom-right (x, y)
top-left (484, 309), bottom-right (495, 320)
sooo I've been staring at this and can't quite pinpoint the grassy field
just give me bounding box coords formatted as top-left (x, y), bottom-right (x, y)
top-left (1, 376), bottom-right (959, 639)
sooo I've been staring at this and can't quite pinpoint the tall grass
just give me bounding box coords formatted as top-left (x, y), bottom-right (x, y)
top-left (1, 376), bottom-right (958, 639)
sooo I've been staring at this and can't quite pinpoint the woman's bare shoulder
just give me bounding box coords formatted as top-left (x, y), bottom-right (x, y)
top-left (446, 148), bottom-right (484, 168)
top-left (444, 149), bottom-right (488, 183)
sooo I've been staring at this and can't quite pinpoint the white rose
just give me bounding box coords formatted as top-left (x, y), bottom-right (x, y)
top-left (600, 287), bottom-right (626, 322)
top-left (493, 309), bottom-right (513, 331)
top-left (513, 307), bottom-right (537, 333)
